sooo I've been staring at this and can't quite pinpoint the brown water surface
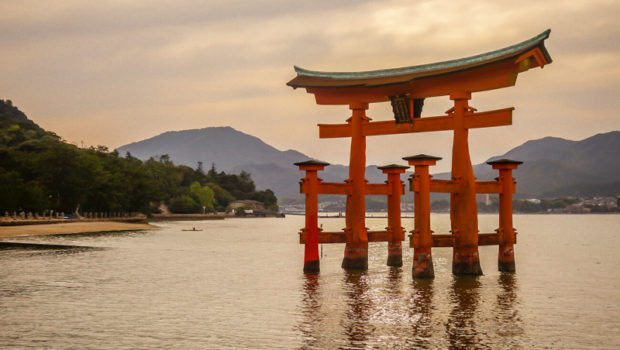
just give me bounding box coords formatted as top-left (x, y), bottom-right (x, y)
top-left (1, 214), bottom-right (619, 349)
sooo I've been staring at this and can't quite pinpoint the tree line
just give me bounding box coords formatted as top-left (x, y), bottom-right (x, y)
top-left (0, 99), bottom-right (277, 214)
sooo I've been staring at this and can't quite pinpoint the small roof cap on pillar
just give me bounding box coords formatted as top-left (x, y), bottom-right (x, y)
top-left (487, 158), bottom-right (523, 170)
top-left (294, 159), bottom-right (330, 167)
top-left (377, 164), bottom-right (409, 171)
top-left (402, 154), bottom-right (442, 161)
top-left (486, 159), bottom-right (523, 165)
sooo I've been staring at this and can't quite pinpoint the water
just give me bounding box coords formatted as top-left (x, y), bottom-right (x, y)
top-left (1, 214), bottom-right (619, 349)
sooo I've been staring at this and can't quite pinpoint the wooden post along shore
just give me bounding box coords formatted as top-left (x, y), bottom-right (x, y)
top-left (289, 30), bottom-right (552, 276)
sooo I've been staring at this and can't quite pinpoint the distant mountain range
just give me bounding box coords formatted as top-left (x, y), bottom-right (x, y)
top-left (117, 128), bottom-right (620, 200)
top-left (476, 131), bottom-right (620, 198)
top-left (116, 127), bottom-right (391, 200)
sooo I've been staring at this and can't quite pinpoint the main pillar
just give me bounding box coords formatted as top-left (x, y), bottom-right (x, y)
top-left (379, 164), bottom-right (409, 267)
top-left (342, 103), bottom-right (369, 270)
top-left (449, 92), bottom-right (482, 275)
top-left (488, 159), bottom-right (522, 272)
top-left (404, 155), bottom-right (441, 278)
top-left (295, 160), bottom-right (329, 273)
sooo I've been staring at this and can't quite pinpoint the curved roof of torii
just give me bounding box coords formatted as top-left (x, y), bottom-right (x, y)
top-left (287, 29), bottom-right (552, 91)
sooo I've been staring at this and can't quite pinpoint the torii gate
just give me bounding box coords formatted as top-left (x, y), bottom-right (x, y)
top-left (288, 30), bottom-right (552, 276)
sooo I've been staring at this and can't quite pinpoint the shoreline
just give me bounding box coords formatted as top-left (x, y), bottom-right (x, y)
top-left (0, 217), bottom-right (148, 227)
top-left (151, 213), bottom-right (284, 220)
top-left (0, 221), bottom-right (157, 238)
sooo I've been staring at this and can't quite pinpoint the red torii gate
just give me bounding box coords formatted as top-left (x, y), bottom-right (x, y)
top-left (288, 30), bottom-right (552, 276)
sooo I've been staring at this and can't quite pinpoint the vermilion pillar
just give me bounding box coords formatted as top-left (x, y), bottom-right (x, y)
top-left (487, 159), bottom-right (522, 272)
top-left (295, 160), bottom-right (329, 273)
top-left (342, 103), bottom-right (369, 270)
top-left (404, 155), bottom-right (441, 278)
top-left (449, 92), bottom-right (482, 275)
top-left (378, 164), bottom-right (409, 267)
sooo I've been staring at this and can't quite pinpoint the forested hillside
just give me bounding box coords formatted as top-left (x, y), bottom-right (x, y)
top-left (117, 126), bottom-right (392, 199)
top-left (0, 100), bottom-right (277, 214)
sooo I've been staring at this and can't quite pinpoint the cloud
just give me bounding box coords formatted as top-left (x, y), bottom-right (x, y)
top-left (0, 0), bottom-right (619, 172)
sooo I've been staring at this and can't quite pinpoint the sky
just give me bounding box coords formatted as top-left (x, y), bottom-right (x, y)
top-left (1, 0), bottom-right (619, 172)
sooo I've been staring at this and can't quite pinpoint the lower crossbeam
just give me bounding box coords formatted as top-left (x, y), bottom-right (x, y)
top-left (299, 230), bottom-right (399, 244)
top-left (409, 232), bottom-right (515, 247)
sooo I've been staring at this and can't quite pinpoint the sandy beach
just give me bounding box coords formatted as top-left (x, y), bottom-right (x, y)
top-left (0, 221), bottom-right (156, 238)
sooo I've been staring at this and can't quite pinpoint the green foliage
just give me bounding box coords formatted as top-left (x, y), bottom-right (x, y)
top-left (0, 100), bottom-right (279, 214)
top-left (209, 167), bottom-right (255, 199)
top-left (0, 170), bottom-right (49, 212)
top-left (207, 165), bottom-right (277, 211)
top-left (168, 195), bottom-right (200, 214)
top-left (189, 182), bottom-right (215, 213)
top-left (251, 189), bottom-right (278, 211)
top-left (512, 200), bottom-right (540, 213)
top-left (0, 100), bottom-right (54, 148)
top-left (209, 183), bottom-right (235, 209)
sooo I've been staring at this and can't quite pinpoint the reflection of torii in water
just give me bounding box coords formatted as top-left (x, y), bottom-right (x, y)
top-left (289, 30), bottom-right (552, 276)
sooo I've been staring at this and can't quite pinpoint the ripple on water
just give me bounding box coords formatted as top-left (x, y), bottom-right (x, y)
top-left (1, 215), bottom-right (619, 349)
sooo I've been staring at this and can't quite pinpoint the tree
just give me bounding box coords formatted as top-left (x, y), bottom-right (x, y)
top-left (209, 184), bottom-right (235, 210)
top-left (168, 195), bottom-right (200, 213)
top-left (251, 189), bottom-right (278, 211)
top-left (0, 100), bottom-right (280, 214)
top-left (189, 181), bottom-right (215, 213)
top-left (159, 154), bottom-right (171, 164)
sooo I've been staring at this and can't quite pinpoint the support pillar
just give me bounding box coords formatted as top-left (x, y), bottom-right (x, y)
top-left (342, 103), bottom-right (369, 270)
top-left (449, 92), bottom-right (482, 275)
top-left (378, 164), bottom-right (409, 267)
top-left (488, 159), bottom-right (522, 272)
top-left (295, 160), bottom-right (329, 273)
top-left (404, 155), bottom-right (441, 278)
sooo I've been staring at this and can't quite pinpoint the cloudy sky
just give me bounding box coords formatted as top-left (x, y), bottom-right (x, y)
top-left (1, 0), bottom-right (619, 172)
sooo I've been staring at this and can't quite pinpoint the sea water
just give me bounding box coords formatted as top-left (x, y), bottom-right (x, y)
top-left (1, 214), bottom-right (619, 349)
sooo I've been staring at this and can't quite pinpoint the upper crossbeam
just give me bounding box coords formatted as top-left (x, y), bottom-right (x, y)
top-left (319, 107), bottom-right (513, 138)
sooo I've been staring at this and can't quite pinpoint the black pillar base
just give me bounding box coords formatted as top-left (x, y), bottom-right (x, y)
top-left (412, 266), bottom-right (435, 278)
top-left (452, 260), bottom-right (483, 276)
top-left (303, 260), bottom-right (320, 274)
top-left (341, 257), bottom-right (368, 271)
top-left (498, 259), bottom-right (516, 273)
top-left (387, 254), bottom-right (403, 267)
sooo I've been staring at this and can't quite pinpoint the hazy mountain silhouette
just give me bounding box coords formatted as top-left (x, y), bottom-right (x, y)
top-left (117, 127), bottom-right (303, 170)
top-left (117, 127), bottom-right (620, 200)
top-left (117, 127), bottom-right (388, 199)
top-left (436, 131), bottom-right (620, 198)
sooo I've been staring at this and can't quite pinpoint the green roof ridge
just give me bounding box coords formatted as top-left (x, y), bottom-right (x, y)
top-left (294, 29), bottom-right (551, 80)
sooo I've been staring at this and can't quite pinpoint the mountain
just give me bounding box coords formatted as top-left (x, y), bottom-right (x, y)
top-left (0, 99), bottom-right (33, 124)
top-left (117, 127), bottom-right (309, 199)
top-left (116, 127), bottom-right (389, 199)
top-left (118, 127), bottom-right (620, 200)
top-left (117, 126), bottom-right (302, 170)
top-left (436, 131), bottom-right (620, 198)
top-left (1, 101), bottom-right (278, 214)
top-left (0, 99), bottom-right (54, 145)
